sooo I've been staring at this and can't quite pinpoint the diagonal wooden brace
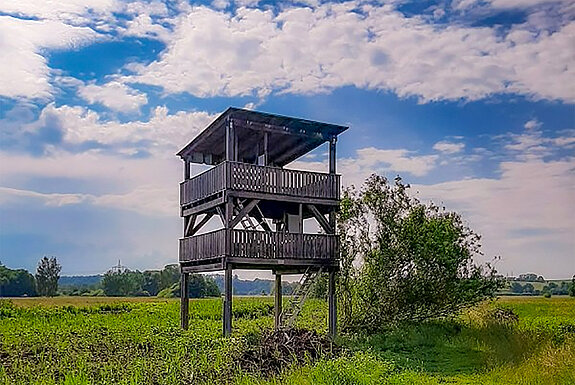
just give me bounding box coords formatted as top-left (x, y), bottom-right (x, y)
top-left (229, 199), bottom-right (260, 229)
top-left (189, 212), bottom-right (214, 236)
top-left (306, 204), bottom-right (333, 234)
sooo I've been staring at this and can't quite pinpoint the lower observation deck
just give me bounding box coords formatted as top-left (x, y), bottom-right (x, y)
top-left (179, 229), bottom-right (338, 272)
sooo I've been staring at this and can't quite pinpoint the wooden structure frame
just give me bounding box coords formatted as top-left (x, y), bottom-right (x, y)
top-left (177, 107), bottom-right (347, 337)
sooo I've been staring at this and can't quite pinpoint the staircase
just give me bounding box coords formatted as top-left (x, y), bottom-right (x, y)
top-left (280, 267), bottom-right (323, 328)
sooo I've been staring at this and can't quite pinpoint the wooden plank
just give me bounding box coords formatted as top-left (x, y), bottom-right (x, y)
top-left (227, 257), bottom-right (338, 267)
top-left (228, 190), bottom-right (339, 207)
top-left (182, 262), bottom-right (224, 273)
top-left (181, 195), bottom-right (225, 217)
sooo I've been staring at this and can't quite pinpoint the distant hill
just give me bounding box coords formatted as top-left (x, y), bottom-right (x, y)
top-left (58, 275), bottom-right (103, 287)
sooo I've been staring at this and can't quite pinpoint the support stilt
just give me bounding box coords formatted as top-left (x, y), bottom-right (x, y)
top-left (274, 273), bottom-right (282, 329)
top-left (328, 270), bottom-right (337, 339)
top-left (223, 264), bottom-right (233, 336)
top-left (180, 272), bottom-right (189, 330)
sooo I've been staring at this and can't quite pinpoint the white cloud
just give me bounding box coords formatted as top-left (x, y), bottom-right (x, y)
top-left (524, 118), bottom-right (542, 130)
top-left (415, 156), bottom-right (575, 278)
top-left (20, 103), bottom-right (215, 156)
top-left (290, 146), bottom-right (438, 187)
top-left (0, 16), bottom-right (99, 99)
top-left (126, 2), bottom-right (575, 102)
top-left (0, 0), bottom-right (118, 21)
top-left (79, 81), bottom-right (148, 112)
top-left (456, 0), bottom-right (574, 10)
top-left (433, 141), bottom-right (465, 154)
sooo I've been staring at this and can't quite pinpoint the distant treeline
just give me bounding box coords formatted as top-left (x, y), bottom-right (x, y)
top-left (0, 263), bottom-right (220, 299)
top-left (1, 261), bottom-right (320, 298)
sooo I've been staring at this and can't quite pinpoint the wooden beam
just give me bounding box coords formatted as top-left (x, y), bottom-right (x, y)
top-left (184, 215), bottom-right (197, 237)
top-left (180, 272), bottom-right (189, 330)
top-left (274, 273), bottom-right (282, 330)
top-left (328, 271), bottom-right (336, 339)
top-left (223, 264), bottom-right (233, 337)
top-left (215, 205), bottom-right (225, 224)
top-left (181, 195), bottom-right (225, 217)
top-left (329, 136), bottom-right (337, 174)
top-left (229, 199), bottom-right (260, 229)
top-left (226, 117), bottom-right (233, 162)
top-left (251, 207), bottom-right (273, 232)
top-left (184, 160), bottom-right (190, 180)
top-left (189, 213), bottom-right (214, 236)
top-left (227, 190), bottom-right (339, 207)
top-left (306, 204), bottom-right (333, 234)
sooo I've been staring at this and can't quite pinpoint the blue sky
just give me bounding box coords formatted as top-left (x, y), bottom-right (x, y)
top-left (0, 0), bottom-right (573, 279)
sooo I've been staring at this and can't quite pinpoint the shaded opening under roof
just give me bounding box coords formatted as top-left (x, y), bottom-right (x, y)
top-left (177, 108), bottom-right (348, 167)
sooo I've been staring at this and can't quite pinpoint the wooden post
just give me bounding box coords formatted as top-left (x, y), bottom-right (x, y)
top-left (328, 136), bottom-right (337, 231)
top-left (328, 270), bottom-right (337, 339)
top-left (263, 132), bottom-right (269, 166)
top-left (180, 272), bottom-right (189, 330)
top-left (226, 118), bottom-right (233, 162)
top-left (223, 264), bottom-right (233, 336)
top-left (274, 273), bottom-right (282, 329)
top-left (184, 159), bottom-right (190, 180)
top-left (329, 136), bottom-right (337, 174)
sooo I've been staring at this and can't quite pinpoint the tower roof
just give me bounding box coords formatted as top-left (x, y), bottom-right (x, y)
top-left (177, 107), bottom-right (348, 166)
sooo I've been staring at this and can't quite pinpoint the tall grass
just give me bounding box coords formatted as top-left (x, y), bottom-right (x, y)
top-left (1, 296), bottom-right (573, 384)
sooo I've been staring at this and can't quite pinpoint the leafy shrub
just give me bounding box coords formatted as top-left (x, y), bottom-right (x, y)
top-left (338, 175), bottom-right (502, 331)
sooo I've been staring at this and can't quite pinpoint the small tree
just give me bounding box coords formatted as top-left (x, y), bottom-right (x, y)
top-left (570, 276), bottom-right (575, 297)
top-left (101, 270), bottom-right (143, 296)
top-left (510, 282), bottom-right (524, 294)
top-left (35, 257), bottom-right (61, 296)
top-left (338, 174), bottom-right (501, 331)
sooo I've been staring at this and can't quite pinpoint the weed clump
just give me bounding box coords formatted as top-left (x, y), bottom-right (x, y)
top-left (238, 328), bottom-right (339, 376)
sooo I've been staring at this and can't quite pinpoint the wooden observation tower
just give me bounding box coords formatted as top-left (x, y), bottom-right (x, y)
top-left (177, 107), bottom-right (347, 337)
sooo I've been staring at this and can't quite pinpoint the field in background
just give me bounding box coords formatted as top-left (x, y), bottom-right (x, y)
top-left (1, 296), bottom-right (573, 384)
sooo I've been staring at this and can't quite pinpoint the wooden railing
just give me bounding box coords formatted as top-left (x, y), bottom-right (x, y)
top-left (180, 163), bottom-right (227, 205)
top-left (231, 230), bottom-right (337, 260)
top-left (179, 230), bottom-right (226, 262)
top-left (180, 161), bottom-right (339, 206)
top-left (179, 229), bottom-right (337, 262)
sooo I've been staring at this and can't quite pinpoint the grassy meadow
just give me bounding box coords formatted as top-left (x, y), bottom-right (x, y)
top-left (0, 296), bottom-right (573, 385)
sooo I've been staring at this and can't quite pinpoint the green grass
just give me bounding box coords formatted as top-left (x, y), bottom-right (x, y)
top-left (0, 296), bottom-right (573, 384)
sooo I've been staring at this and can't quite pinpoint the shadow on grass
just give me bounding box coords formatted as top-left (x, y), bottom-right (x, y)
top-left (343, 319), bottom-right (544, 376)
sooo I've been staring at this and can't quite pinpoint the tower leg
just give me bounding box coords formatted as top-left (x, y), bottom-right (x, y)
top-left (180, 272), bottom-right (189, 330)
top-left (223, 264), bottom-right (233, 336)
top-left (328, 270), bottom-right (337, 339)
top-left (274, 273), bottom-right (282, 329)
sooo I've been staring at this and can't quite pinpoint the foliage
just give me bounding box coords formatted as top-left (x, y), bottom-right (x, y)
top-left (570, 276), bottom-right (575, 297)
top-left (337, 174), bottom-right (502, 331)
top-left (101, 270), bottom-right (144, 296)
top-left (35, 256), bottom-right (62, 297)
top-left (156, 275), bottom-right (221, 299)
top-left (0, 263), bottom-right (37, 297)
top-left (309, 274), bottom-right (328, 299)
